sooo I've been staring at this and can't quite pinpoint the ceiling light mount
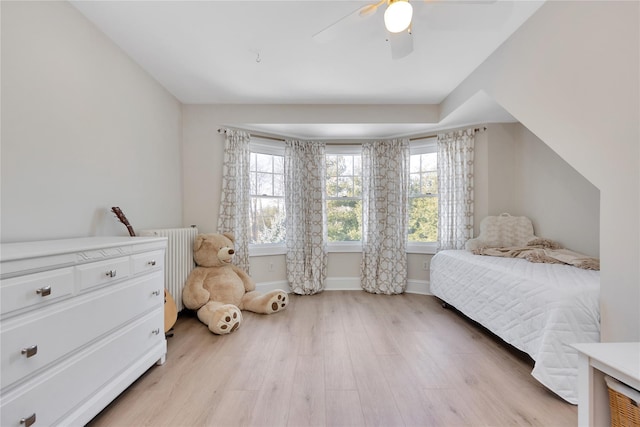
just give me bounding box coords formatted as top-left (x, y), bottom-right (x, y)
top-left (384, 0), bottom-right (413, 33)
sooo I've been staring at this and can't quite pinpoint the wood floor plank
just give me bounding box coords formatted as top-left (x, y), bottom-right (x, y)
top-left (88, 292), bottom-right (577, 427)
top-left (287, 356), bottom-right (326, 427)
top-left (325, 390), bottom-right (366, 427)
top-left (323, 330), bottom-right (358, 391)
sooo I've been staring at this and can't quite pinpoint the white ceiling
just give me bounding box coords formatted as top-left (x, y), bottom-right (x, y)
top-left (71, 0), bottom-right (544, 139)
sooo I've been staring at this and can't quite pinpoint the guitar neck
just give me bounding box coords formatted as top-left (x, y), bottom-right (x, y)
top-left (111, 207), bottom-right (136, 237)
top-left (124, 224), bottom-right (135, 237)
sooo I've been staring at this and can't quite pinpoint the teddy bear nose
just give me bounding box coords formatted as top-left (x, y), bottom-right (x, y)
top-left (228, 249), bottom-right (235, 255)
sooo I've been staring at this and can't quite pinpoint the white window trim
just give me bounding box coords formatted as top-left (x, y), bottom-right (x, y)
top-left (409, 137), bottom-right (438, 249)
top-left (250, 138), bottom-right (285, 155)
top-left (249, 242), bottom-right (286, 257)
top-left (410, 137), bottom-right (437, 154)
top-left (327, 241), bottom-right (363, 253)
top-left (249, 138), bottom-right (286, 250)
top-left (407, 241), bottom-right (437, 255)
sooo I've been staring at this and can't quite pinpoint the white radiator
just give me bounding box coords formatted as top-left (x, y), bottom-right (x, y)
top-left (139, 227), bottom-right (198, 312)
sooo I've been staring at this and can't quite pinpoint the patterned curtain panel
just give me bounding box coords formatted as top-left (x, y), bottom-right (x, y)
top-left (217, 129), bottom-right (251, 272)
top-left (437, 129), bottom-right (475, 250)
top-left (361, 138), bottom-right (409, 295)
top-left (284, 140), bottom-right (328, 295)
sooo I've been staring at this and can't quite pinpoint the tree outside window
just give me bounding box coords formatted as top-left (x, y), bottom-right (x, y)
top-left (249, 152), bottom-right (286, 244)
top-left (409, 150), bottom-right (438, 242)
top-left (326, 154), bottom-right (362, 242)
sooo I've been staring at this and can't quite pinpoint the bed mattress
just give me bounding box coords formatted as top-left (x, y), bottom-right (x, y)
top-left (430, 249), bottom-right (600, 404)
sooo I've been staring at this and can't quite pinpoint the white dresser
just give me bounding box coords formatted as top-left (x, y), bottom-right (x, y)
top-left (0, 236), bottom-right (168, 427)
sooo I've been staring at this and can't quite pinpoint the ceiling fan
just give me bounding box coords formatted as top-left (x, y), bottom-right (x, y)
top-left (313, 0), bottom-right (415, 60)
top-left (313, 0), bottom-right (497, 60)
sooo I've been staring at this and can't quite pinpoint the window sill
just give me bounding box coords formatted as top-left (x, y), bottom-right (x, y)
top-left (249, 244), bottom-right (286, 257)
top-left (407, 242), bottom-right (437, 255)
top-left (249, 242), bottom-right (437, 256)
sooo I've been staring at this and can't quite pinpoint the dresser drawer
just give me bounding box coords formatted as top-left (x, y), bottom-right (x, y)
top-left (0, 268), bottom-right (74, 317)
top-left (76, 256), bottom-right (130, 291)
top-left (132, 250), bottom-right (164, 275)
top-left (0, 309), bottom-right (164, 427)
top-left (0, 272), bottom-right (164, 389)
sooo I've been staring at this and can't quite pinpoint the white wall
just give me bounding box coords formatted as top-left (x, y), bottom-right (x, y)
top-left (182, 103), bottom-right (598, 293)
top-left (1, 1), bottom-right (183, 242)
top-left (182, 104), bottom-right (434, 289)
top-left (443, 1), bottom-right (639, 341)
top-left (473, 123), bottom-right (600, 257)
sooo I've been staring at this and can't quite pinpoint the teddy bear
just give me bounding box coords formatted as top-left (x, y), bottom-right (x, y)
top-left (182, 232), bottom-right (288, 334)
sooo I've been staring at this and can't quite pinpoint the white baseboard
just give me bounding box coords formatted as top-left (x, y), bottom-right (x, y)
top-left (256, 278), bottom-right (431, 295)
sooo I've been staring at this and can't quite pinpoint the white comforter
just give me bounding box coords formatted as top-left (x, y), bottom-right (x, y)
top-left (430, 250), bottom-right (600, 404)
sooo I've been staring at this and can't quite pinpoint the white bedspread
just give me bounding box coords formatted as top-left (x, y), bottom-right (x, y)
top-left (430, 250), bottom-right (600, 404)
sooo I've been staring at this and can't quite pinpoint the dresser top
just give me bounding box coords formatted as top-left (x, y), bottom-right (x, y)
top-left (1, 236), bottom-right (168, 262)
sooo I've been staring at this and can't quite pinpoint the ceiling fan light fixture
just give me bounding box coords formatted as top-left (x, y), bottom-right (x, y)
top-left (384, 0), bottom-right (413, 33)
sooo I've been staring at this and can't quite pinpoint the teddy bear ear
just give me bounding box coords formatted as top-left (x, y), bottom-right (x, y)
top-left (222, 232), bottom-right (235, 243)
top-left (194, 234), bottom-right (206, 251)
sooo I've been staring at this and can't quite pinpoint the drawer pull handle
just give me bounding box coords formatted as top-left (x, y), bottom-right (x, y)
top-left (152, 328), bottom-right (160, 335)
top-left (105, 270), bottom-right (117, 278)
top-left (148, 260), bottom-right (156, 266)
top-left (21, 345), bottom-right (38, 358)
top-left (20, 413), bottom-right (36, 427)
top-left (152, 290), bottom-right (161, 296)
top-left (36, 286), bottom-right (52, 297)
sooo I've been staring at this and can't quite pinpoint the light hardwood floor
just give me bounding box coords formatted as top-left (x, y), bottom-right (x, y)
top-left (88, 291), bottom-right (577, 427)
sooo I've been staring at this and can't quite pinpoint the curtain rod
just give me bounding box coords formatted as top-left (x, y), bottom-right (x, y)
top-left (217, 128), bottom-right (285, 142)
top-left (409, 126), bottom-right (487, 142)
top-left (218, 126), bottom-right (487, 143)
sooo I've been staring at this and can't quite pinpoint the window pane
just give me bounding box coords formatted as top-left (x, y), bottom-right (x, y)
top-left (410, 154), bottom-right (421, 173)
top-left (326, 155), bottom-right (338, 177)
top-left (326, 176), bottom-right (338, 197)
top-left (408, 196), bottom-right (438, 242)
top-left (353, 175), bottom-right (362, 197)
top-left (273, 155), bottom-right (284, 173)
top-left (250, 171), bottom-right (258, 195)
top-left (422, 153), bottom-right (437, 171)
top-left (353, 156), bottom-right (361, 175)
top-left (409, 173), bottom-right (421, 196)
top-left (342, 156), bottom-right (353, 175)
top-left (337, 177), bottom-right (354, 197)
top-left (257, 172), bottom-right (273, 195)
top-left (250, 197), bottom-right (285, 244)
top-left (255, 153), bottom-right (272, 172)
top-left (327, 199), bottom-right (362, 242)
top-left (273, 173), bottom-right (284, 196)
top-left (422, 171), bottom-right (438, 195)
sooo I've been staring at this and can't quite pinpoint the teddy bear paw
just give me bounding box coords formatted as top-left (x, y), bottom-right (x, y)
top-left (267, 291), bottom-right (288, 313)
top-left (210, 305), bottom-right (242, 334)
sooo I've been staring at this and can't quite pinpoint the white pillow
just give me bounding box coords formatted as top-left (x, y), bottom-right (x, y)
top-left (465, 213), bottom-right (536, 251)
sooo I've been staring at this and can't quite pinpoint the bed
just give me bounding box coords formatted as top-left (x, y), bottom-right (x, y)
top-left (429, 215), bottom-right (600, 404)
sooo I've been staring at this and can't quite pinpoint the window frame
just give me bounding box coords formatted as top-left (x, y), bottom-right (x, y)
top-left (325, 144), bottom-right (363, 252)
top-left (248, 138), bottom-right (287, 257)
top-left (408, 138), bottom-right (438, 254)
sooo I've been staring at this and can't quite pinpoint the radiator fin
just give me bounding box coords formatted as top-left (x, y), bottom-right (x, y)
top-left (139, 227), bottom-right (198, 312)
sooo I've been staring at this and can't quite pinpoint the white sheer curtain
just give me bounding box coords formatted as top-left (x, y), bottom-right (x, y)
top-left (360, 138), bottom-right (409, 295)
top-left (437, 128), bottom-right (475, 250)
top-left (284, 140), bottom-right (327, 295)
top-left (217, 128), bottom-right (251, 272)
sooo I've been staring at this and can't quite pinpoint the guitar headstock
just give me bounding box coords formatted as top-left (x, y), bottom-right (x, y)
top-left (111, 206), bottom-right (136, 237)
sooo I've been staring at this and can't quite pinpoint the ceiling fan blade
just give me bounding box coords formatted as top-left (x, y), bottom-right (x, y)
top-left (387, 29), bottom-right (413, 59)
top-left (312, 1), bottom-right (384, 43)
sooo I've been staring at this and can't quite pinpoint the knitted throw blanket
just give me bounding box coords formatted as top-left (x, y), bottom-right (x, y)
top-left (471, 238), bottom-right (600, 271)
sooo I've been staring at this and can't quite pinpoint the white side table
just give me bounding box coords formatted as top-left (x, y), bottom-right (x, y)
top-left (573, 342), bottom-right (640, 427)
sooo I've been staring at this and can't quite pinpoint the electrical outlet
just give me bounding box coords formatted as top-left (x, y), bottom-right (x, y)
top-left (269, 262), bottom-right (275, 272)
top-left (422, 260), bottom-right (429, 271)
